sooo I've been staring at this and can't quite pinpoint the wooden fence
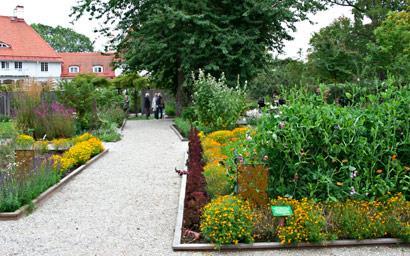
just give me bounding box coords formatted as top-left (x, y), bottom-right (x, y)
top-left (0, 92), bottom-right (12, 117)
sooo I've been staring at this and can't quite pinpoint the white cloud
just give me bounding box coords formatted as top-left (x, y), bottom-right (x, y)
top-left (0, 1), bottom-right (353, 57)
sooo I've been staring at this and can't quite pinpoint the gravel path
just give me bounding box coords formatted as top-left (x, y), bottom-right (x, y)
top-left (0, 120), bottom-right (409, 256)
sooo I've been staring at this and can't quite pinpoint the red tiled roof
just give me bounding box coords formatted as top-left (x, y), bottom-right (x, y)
top-left (59, 52), bottom-right (116, 79)
top-left (0, 16), bottom-right (62, 62)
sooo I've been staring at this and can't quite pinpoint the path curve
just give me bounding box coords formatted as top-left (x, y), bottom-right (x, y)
top-left (0, 120), bottom-right (408, 256)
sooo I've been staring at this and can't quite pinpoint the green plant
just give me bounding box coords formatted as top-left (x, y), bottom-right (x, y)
top-left (174, 117), bottom-right (190, 138)
top-left (165, 100), bottom-right (176, 117)
top-left (0, 162), bottom-right (61, 212)
top-left (193, 71), bottom-right (246, 133)
top-left (200, 195), bottom-right (254, 247)
top-left (181, 106), bottom-right (197, 122)
top-left (255, 83), bottom-right (410, 201)
top-left (203, 163), bottom-right (232, 198)
top-left (94, 122), bottom-right (121, 142)
top-left (98, 106), bottom-right (126, 127)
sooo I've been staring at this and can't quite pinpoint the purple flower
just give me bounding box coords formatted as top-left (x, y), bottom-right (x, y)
top-left (350, 187), bottom-right (357, 195)
top-left (350, 170), bottom-right (358, 178)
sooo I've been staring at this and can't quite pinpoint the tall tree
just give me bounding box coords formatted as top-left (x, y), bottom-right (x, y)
top-left (367, 11), bottom-right (410, 82)
top-left (31, 23), bottom-right (94, 52)
top-left (307, 17), bottom-right (368, 82)
top-left (72, 0), bottom-right (324, 114)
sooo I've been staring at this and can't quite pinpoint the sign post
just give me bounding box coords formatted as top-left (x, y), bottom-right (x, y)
top-left (271, 205), bottom-right (293, 227)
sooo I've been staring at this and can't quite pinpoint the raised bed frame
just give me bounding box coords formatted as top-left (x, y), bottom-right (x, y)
top-left (170, 124), bottom-right (188, 142)
top-left (172, 153), bottom-right (407, 251)
top-left (0, 149), bottom-right (109, 221)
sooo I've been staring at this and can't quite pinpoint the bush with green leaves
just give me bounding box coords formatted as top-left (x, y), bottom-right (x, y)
top-left (193, 71), bottom-right (246, 133)
top-left (58, 75), bottom-right (123, 132)
top-left (255, 83), bottom-right (410, 201)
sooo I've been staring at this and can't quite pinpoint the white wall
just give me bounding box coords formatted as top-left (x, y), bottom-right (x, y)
top-left (0, 60), bottom-right (61, 82)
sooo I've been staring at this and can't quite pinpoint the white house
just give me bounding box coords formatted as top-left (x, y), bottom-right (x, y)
top-left (0, 6), bottom-right (62, 84)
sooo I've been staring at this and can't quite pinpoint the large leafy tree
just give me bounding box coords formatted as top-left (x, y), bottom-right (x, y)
top-left (72, 0), bottom-right (324, 113)
top-left (31, 23), bottom-right (94, 52)
top-left (307, 17), bottom-right (368, 82)
top-left (367, 11), bottom-right (410, 82)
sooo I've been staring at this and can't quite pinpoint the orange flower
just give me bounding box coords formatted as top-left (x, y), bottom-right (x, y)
top-left (391, 155), bottom-right (397, 161)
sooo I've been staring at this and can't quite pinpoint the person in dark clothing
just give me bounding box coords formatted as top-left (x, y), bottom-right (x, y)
top-left (144, 93), bottom-right (151, 119)
top-left (257, 98), bottom-right (265, 113)
top-left (157, 93), bottom-right (165, 119)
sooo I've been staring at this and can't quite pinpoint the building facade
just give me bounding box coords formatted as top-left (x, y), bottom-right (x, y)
top-left (0, 11), bottom-right (62, 84)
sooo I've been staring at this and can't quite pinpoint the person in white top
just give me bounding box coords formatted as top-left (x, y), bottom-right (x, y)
top-left (152, 93), bottom-right (159, 119)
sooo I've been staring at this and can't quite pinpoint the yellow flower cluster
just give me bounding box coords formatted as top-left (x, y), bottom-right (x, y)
top-left (51, 134), bottom-right (104, 174)
top-left (271, 197), bottom-right (326, 244)
top-left (201, 127), bottom-right (250, 163)
top-left (200, 195), bottom-right (254, 247)
top-left (16, 134), bottom-right (35, 148)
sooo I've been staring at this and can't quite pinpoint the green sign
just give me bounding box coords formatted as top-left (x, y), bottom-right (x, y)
top-left (271, 205), bottom-right (293, 217)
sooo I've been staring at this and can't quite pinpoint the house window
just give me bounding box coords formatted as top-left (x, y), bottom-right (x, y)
top-left (69, 66), bottom-right (80, 73)
top-left (0, 42), bottom-right (10, 48)
top-left (15, 62), bottom-right (22, 70)
top-left (92, 65), bottom-right (103, 73)
top-left (1, 61), bottom-right (9, 70)
top-left (41, 62), bottom-right (49, 72)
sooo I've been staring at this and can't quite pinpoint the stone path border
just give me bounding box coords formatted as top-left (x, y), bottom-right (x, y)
top-left (172, 158), bottom-right (407, 251)
top-left (0, 149), bottom-right (109, 221)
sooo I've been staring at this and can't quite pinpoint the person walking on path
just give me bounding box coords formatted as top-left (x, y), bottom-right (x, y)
top-left (152, 93), bottom-right (159, 119)
top-left (157, 93), bottom-right (165, 119)
top-left (144, 93), bottom-right (151, 119)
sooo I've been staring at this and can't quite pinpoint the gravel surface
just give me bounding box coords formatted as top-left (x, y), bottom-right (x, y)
top-left (0, 120), bottom-right (409, 256)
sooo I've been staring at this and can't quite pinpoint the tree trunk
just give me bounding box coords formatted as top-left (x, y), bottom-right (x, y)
top-left (175, 67), bottom-right (185, 116)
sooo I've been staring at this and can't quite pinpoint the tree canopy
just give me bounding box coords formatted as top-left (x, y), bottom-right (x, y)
top-left (31, 23), bottom-right (94, 52)
top-left (72, 0), bottom-right (324, 113)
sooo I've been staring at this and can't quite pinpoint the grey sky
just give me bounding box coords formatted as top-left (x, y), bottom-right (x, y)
top-left (1, 0), bottom-right (352, 59)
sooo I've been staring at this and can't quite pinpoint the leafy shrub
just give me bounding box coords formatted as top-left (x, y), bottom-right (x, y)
top-left (0, 121), bottom-right (16, 139)
top-left (271, 197), bottom-right (326, 244)
top-left (0, 115), bottom-right (10, 122)
top-left (201, 195), bottom-right (254, 247)
top-left (183, 128), bottom-right (209, 231)
top-left (99, 107), bottom-right (125, 128)
top-left (94, 122), bottom-right (121, 142)
top-left (174, 117), bottom-right (190, 138)
top-left (181, 106), bottom-right (197, 122)
top-left (193, 71), bottom-right (246, 132)
top-left (13, 83), bottom-right (43, 133)
top-left (255, 84), bottom-right (410, 200)
top-left (203, 163), bottom-right (231, 198)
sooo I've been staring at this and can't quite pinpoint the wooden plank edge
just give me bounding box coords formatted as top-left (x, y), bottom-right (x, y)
top-left (0, 149), bottom-right (109, 221)
top-left (173, 238), bottom-right (406, 251)
top-left (172, 151), bottom-right (189, 249)
top-left (170, 124), bottom-right (188, 142)
top-left (120, 118), bottom-right (127, 131)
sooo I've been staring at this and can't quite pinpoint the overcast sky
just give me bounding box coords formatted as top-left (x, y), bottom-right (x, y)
top-left (1, 0), bottom-right (353, 59)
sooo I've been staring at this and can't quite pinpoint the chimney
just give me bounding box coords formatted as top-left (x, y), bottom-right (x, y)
top-left (14, 5), bottom-right (24, 20)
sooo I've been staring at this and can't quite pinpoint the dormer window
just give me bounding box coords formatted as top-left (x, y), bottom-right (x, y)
top-left (92, 65), bottom-right (103, 73)
top-left (69, 66), bottom-right (80, 73)
top-left (0, 42), bottom-right (10, 48)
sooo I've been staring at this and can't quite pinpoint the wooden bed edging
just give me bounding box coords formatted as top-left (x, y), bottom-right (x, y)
top-left (170, 124), bottom-right (188, 142)
top-left (172, 151), bottom-right (407, 251)
top-left (0, 149), bottom-right (109, 221)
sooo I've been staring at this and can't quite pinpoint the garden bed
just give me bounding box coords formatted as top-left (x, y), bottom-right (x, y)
top-left (0, 148), bottom-right (108, 221)
top-left (173, 167), bottom-right (406, 251)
